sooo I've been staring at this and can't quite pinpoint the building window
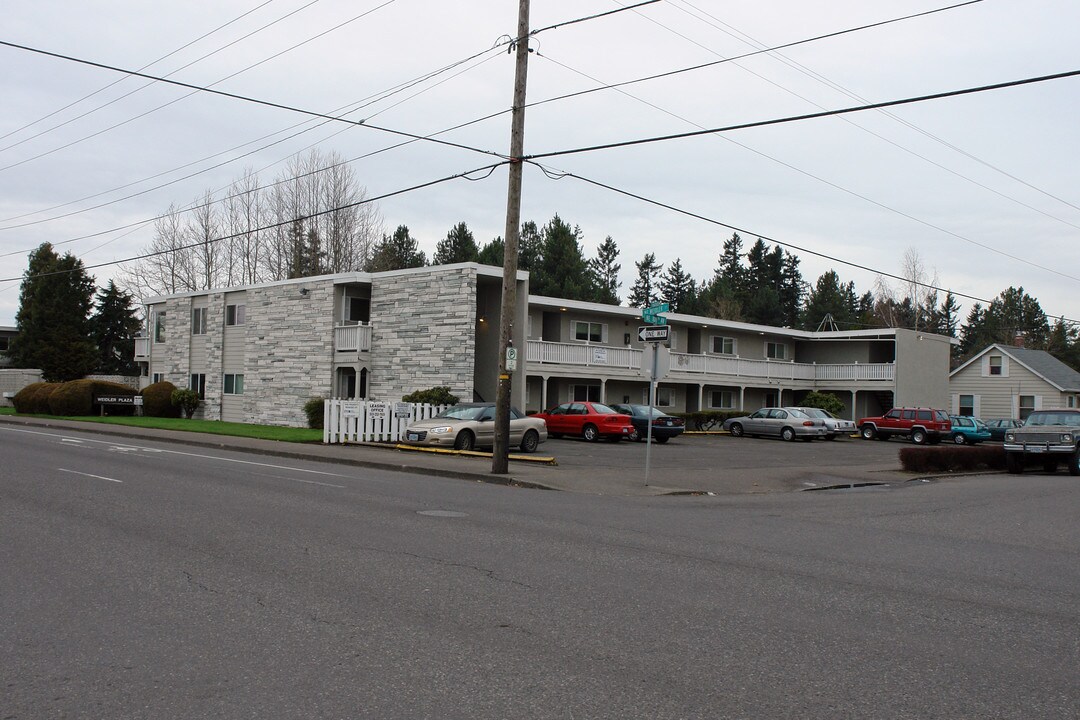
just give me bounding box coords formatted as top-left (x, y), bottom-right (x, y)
top-left (1069, 396), bottom-right (1077, 409)
top-left (574, 321), bottom-right (604, 343)
top-left (1018, 395), bottom-right (1035, 420)
top-left (154, 312), bottom-right (166, 342)
top-left (152, 372), bottom-right (164, 384)
top-left (989, 356), bottom-right (1003, 375)
top-left (571, 384), bottom-right (600, 402)
top-left (190, 373), bottom-right (207, 399)
top-left (224, 374), bottom-right (245, 395)
top-left (710, 390), bottom-right (734, 409)
top-left (191, 307), bottom-right (207, 335)
top-left (643, 386), bottom-right (674, 407)
top-left (0, 336), bottom-right (9, 352)
top-left (958, 395), bottom-right (974, 416)
top-left (226, 304), bottom-right (246, 326)
top-left (711, 336), bottom-right (735, 355)
top-left (766, 341), bottom-right (787, 360)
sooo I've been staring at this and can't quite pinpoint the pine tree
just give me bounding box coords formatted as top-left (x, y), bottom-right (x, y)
top-left (91, 281), bottom-right (141, 375)
top-left (432, 221), bottom-right (479, 265)
top-left (9, 243), bottom-right (98, 382)
top-left (367, 225), bottom-right (426, 272)
top-left (659, 258), bottom-right (694, 312)
top-left (530, 215), bottom-right (592, 300)
top-left (628, 252), bottom-right (663, 308)
top-left (519, 220), bottom-right (543, 272)
top-left (477, 237), bottom-right (504, 267)
top-left (801, 271), bottom-right (856, 330)
top-left (588, 236), bottom-right (621, 305)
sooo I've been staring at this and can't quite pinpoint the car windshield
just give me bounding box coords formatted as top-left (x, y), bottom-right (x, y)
top-left (626, 404), bottom-right (663, 417)
top-left (436, 406), bottom-right (485, 421)
top-left (1024, 411), bottom-right (1080, 426)
top-left (591, 402), bottom-right (618, 414)
top-left (800, 408), bottom-right (831, 419)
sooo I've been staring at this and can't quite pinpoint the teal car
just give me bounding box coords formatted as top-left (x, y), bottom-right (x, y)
top-left (947, 415), bottom-right (992, 444)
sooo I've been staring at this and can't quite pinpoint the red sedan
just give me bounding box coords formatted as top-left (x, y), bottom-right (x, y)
top-left (534, 401), bottom-right (634, 442)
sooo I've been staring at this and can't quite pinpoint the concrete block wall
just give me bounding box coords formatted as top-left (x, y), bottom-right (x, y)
top-left (244, 282), bottom-right (335, 426)
top-left (369, 267), bottom-right (477, 402)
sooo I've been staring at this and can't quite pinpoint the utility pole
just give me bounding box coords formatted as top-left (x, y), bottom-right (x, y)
top-left (492, 0), bottom-right (531, 474)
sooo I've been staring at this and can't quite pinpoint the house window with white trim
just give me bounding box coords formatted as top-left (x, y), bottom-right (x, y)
top-left (958, 395), bottom-right (975, 416)
top-left (191, 307), bottom-right (207, 335)
top-left (766, 341), bottom-right (787, 360)
top-left (711, 336), bottom-right (735, 355)
top-left (152, 372), bottom-right (164, 384)
top-left (644, 386), bottom-right (674, 407)
top-left (190, 373), bottom-right (207, 399)
top-left (224, 374), bottom-right (245, 395)
top-left (226, 304), bottom-right (246, 326)
top-left (710, 390), bottom-right (734, 409)
top-left (989, 356), bottom-right (1003, 375)
top-left (1019, 395), bottom-right (1035, 420)
top-left (571, 384), bottom-right (600, 402)
top-left (153, 312), bottom-right (166, 342)
top-left (574, 321), bottom-right (605, 343)
top-left (1069, 396), bottom-right (1077, 409)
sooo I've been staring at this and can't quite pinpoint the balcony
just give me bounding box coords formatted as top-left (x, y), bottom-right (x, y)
top-left (334, 323), bottom-right (372, 354)
top-left (525, 340), bottom-right (894, 383)
top-left (134, 337), bottom-right (150, 360)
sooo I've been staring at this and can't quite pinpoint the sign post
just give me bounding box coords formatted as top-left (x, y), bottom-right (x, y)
top-left (637, 327), bottom-right (670, 487)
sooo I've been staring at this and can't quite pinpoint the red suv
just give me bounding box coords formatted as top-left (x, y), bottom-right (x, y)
top-left (858, 407), bottom-right (951, 444)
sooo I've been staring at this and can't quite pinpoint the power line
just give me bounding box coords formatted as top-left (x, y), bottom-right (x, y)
top-left (0, 161), bottom-right (509, 284)
top-left (525, 68), bottom-right (1080, 161)
top-left (532, 162), bottom-right (1080, 328)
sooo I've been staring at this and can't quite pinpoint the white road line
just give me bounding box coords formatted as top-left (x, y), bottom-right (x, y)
top-left (3, 426), bottom-right (354, 480)
top-left (58, 468), bottom-right (123, 484)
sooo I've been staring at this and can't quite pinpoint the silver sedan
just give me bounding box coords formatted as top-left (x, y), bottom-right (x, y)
top-left (790, 407), bottom-right (857, 440)
top-left (722, 407), bottom-right (829, 441)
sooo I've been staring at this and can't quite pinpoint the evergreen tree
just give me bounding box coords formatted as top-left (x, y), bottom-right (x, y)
top-left (432, 221), bottom-right (479, 265)
top-left (519, 220), bottom-right (544, 272)
top-left (530, 215), bottom-right (592, 300)
top-left (659, 258), bottom-right (694, 312)
top-left (778, 251), bottom-right (804, 327)
top-left (9, 243), bottom-right (98, 382)
top-left (588, 236), bottom-right (621, 305)
top-left (627, 252), bottom-right (663, 308)
top-left (477, 237), bottom-right (504, 267)
top-left (366, 225), bottom-right (426, 272)
top-left (91, 281), bottom-right (141, 375)
top-left (801, 271), bottom-right (856, 330)
top-left (287, 221), bottom-right (326, 278)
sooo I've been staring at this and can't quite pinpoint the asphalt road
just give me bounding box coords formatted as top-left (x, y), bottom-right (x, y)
top-left (2, 424), bottom-right (1078, 719)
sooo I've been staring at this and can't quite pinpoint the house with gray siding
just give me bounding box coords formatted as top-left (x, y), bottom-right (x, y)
top-left (949, 344), bottom-right (1080, 421)
top-left (135, 263), bottom-right (953, 427)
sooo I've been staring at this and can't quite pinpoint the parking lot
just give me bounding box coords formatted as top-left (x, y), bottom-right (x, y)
top-left (535, 432), bottom-right (940, 494)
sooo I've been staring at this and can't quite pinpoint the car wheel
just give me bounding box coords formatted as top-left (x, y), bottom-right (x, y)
top-left (728, 423), bottom-right (744, 438)
top-left (911, 428), bottom-right (927, 445)
top-left (1068, 451), bottom-right (1080, 477)
top-left (781, 427), bottom-right (796, 442)
top-left (951, 432), bottom-right (967, 445)
top-left (627, 427), bottom-right (641, 442)
top-left (1005, 452), bottom-right (1024, 474)
top-left (519, 429), bottom-right (539, 453)
top-left (860, 425), bottom-right (876, 440)
top-left (582, 424), bottom-right (599, 442)
top-left (454, 430), bottom-right (475, 451)
top-left (655, 436), bottom-right (669, 444)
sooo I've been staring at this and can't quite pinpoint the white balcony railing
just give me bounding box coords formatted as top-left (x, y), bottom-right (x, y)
top-left (526, 340), bottom-right (894, 383)
top-left (134, 337), bottom-right (150, 360)
top-left (334, 323), bottom-right (372, 353)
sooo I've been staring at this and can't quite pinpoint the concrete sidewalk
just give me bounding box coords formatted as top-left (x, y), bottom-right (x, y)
top-left (0, 415), bottom-right (917, 496)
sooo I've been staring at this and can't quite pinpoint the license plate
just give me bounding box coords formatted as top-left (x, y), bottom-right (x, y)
top-left (407, 433), bottom-right (419, 441)
top-left (1028, 446), bottom-right (1044, 452)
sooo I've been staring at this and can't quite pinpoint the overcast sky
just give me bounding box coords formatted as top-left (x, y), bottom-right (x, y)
top-left (1, 0), bottom-right (1078, 329)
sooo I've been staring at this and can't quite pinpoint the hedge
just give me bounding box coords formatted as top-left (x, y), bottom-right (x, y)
top-left (899, 445), bottom-right (1006, 473)
top-left (47, 379), bottom-right (136, 416)
top-left (13, 382), bottom-right (62, 414)
top-left (141, 381), bottom-right (181, 418)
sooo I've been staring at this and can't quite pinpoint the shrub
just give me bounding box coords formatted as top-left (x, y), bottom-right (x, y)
top-left (141, 381), bottom-right (181, 418)
top-left (899, 445), bottom-right (1006, 473)
top-left (171, 388), bottom-right (202, 419)
top-left (799, 391), bottom-right (846, 417)
top-left (49, 379), bottom-right (136, 416)
top-left (673, 409), bottom-right (745, 431)
top-left (402, 386), bottom-right (459, 406)
top-left (303, 397), bottom-right (325, 429)
top-left (13, 382), bottom-right (61, 414)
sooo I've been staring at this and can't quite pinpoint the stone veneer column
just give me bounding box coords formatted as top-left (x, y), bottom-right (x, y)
top-left (202, 293), bottom-right (224, 421)
top-left (368, 267), bottom-right (477, 401)
top-left (161, 297), bottom-right (191, 384)
top-left (245, 282), bottom-right (335, 426)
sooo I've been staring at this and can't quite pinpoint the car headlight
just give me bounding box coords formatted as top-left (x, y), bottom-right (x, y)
top-left (429, 426), bottom-right (453, 434)
top-left (1005, 432), bottom-right (1015, 442)
top-left (1062, 433), bottom-right (1073, 443)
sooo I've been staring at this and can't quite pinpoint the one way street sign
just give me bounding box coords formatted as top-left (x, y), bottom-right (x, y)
top-left (638, 325), bottom-right (670, 342)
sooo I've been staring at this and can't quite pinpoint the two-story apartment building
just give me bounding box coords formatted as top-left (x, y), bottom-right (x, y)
top-left (134, 263), bottom-right (952, 427)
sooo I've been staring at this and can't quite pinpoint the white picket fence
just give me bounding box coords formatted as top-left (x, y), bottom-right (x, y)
top-left (323, 399), bottom-right (448, 444)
